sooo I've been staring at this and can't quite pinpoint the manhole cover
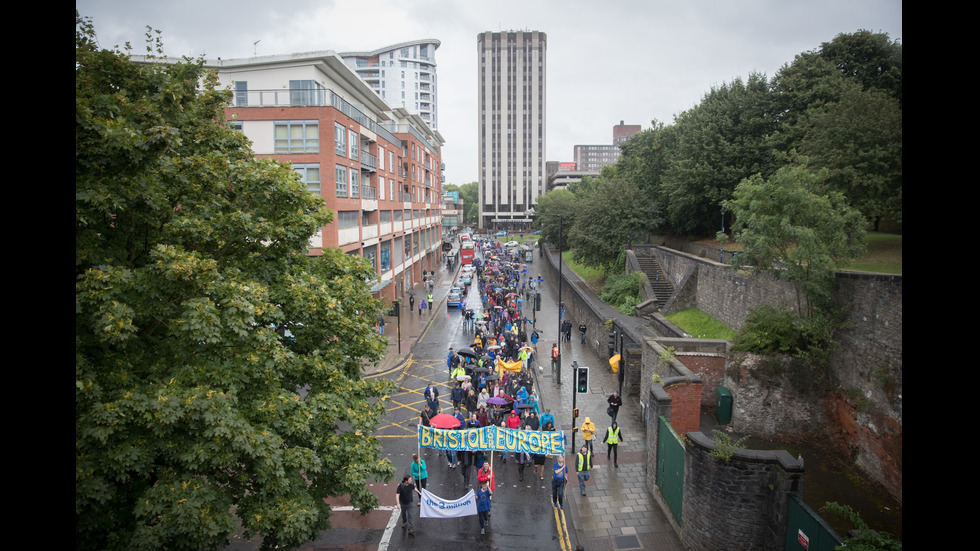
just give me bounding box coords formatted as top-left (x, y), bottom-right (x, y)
top-left (614, 534), bottom-right (641, 549)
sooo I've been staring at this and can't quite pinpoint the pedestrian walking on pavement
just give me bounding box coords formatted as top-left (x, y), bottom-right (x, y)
top-left (552, 455), bottom-right (568, 509)
top-left (578, 322), bottom-right (587, 343)
top-left (607, 391), bottom-right (622, 423)
top-left (378, 315), bottom-right (385, 335)
top-left (419, 297), bottom-right (427, 316)
top-left (576, 445), bottom-right (593, 496)
top-left (427, 292), bottom-right (434, 312)
top-left (409, 291), bottom-right (415, 313)
top-left (396, 475), bottom-right (421, 535)
top-left (603, 421), bottom-right (623, 468)
top-left (578, 417), bottom-right (596, 454)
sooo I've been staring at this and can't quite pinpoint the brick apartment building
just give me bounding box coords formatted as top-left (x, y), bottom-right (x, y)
top-left (210, 51), bottom-right (445, 303)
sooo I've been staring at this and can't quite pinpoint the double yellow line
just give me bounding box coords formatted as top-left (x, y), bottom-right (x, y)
top-left (553, 500), bottom-right (572, 550)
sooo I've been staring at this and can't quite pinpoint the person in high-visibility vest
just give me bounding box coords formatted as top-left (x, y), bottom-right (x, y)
top-left (603, 421), bottom-right (623, 468)
top-left (576, 444), bottom-right (592, 496)
top-left (551, 344), bottom-right (559, 373)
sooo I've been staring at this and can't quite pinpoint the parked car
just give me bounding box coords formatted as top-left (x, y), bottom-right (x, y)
top-left (447, 292), bottom-right (463, 308)
top-left (460, 273), bottom-right (473, 286)
top-left (504, 240), bottom-right (519, 248)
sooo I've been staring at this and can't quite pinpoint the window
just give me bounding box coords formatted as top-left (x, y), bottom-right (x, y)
top-left (289, 80), bottom-right (324, 106)
top-left (336, 164), bottom-right (347, 197)
top-left (275, 121), bottom-right (319, 153)
top-left (293, 163), bottom-right (320, 194)
top-left (338, 211), bottom-right (358, 229)
top-left (235, 81), bottom-right (248, 107)
top-left (335, 123), bottom-right (347, 156)
top-left (350, 130), bottom-right (359, 160)
top-left (350, 169), bottom-right (360, 198)
top-left (380, 241), bottom-right (391, 271)
top-left (227, 120), bottom-right (243, 132)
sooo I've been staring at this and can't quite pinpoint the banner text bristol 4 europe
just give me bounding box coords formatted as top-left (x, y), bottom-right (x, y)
top-left (417, 425), bottom-right (565, 455)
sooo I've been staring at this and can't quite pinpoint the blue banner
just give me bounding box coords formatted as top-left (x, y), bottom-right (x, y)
top-left (417, 425), bottom-right (564, 456)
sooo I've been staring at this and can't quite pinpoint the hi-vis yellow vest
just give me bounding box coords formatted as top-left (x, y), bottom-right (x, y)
top-left (606, 426), bottom-right (620, 444)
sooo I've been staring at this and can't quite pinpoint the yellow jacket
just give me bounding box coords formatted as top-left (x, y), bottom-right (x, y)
top-left (581, 418), bottom-right (596, 441)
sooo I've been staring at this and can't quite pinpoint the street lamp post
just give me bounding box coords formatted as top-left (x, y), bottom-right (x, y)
top-left (528, 208), bottom-right (571, 451)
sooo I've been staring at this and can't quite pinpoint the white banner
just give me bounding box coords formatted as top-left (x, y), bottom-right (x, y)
top-left (419, 488), bottom-right (477, 519)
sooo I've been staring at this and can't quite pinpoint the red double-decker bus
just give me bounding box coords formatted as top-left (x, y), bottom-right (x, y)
top-left (460, 242), bottom-right (475, 265)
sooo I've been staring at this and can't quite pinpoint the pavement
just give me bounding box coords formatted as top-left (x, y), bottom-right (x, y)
top-left (366, 243), bottom-right (686, 550)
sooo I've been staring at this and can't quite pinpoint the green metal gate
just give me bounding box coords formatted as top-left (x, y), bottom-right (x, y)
top-left (656, 416), bottom-right (684, 526)
top-left (785, 493), bottom-right (844, 551)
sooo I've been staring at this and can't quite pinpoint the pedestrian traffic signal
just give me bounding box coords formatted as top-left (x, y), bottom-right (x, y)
top-left (576, 366), bottom-right (590, 394)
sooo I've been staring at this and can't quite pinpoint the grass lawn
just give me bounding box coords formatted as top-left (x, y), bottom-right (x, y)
top-left (667, 308), bottom-right (737, 340)
top-left (699, 232), bottom-right (902, 275)
top-left (843, 232), bottom-right (902, 274)
top-left (561, 251), bottom-right (605, 288)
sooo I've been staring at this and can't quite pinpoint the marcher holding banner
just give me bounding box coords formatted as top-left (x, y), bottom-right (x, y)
top-left (478, 461), bottom-right (495, 492)
top-left (477, 480), bottom-right (492, 535)
top-left (411, 454), bottom-right (428, 490)
top-left (552, 455), bottom-right (568, 509)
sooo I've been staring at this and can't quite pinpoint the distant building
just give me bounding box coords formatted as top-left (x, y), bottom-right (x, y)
top-left (477, 30), bottom-right (547, 231)
top-left (572, 120), bottom-right (642, 171)
top-left (340, 40), bottom-right (441, 131)
top-left (613, 120), bottom-right (642, 145)
top-left (442, 191), bottom-right (463, 230)
top-left (210, 50), bottom-right (445, 302)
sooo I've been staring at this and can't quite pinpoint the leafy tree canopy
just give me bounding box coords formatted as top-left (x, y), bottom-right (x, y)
top-left (663, 73), bottom-right (782, 235)
top-left (725, 161), bottom-right (867, 314)
top-left (533, 188), bottom-right (577, 251)
top-left (569, 178), bottom-right (663, 269)
top-left (76, 14), bottom-right (394, 551)
top-left (801, 84), bottom-right (902, 225)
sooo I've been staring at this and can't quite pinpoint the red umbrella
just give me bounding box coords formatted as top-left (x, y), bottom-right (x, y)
top-left (429, 414), bottom-right (462, 429)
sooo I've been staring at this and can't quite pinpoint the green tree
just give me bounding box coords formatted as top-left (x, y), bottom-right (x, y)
top-left (533, 188), bottom-right (577, 251)
top-left (569, 177), bottom-right (663, 268)
top-left (819, 30), bottom-right (902, 105)
top-left (801, 84), bottom-right (903, 226)
top-left (76, 15), bottom-right (394, 551)
top-left (663, 73), bottom-right (782, 235)
top-left (616, 120), bottom-right (676, 222)
top-left (457, 181), bottom-right (479, 225)
top-left (725, 161), bottom-right (867, 315)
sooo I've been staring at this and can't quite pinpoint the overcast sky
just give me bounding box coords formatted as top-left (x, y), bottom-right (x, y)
top-left (77, 0), bottom-right (902, 188)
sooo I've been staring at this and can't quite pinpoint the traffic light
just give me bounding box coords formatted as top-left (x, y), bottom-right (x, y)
top-left (573, 408), bottom-right (579, 418)
top-left (608, 330), bottom-right (617, 357)
top-left (576, 365), bottom-right (590, 394)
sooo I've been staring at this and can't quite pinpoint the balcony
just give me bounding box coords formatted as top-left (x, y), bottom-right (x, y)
top-left (230, 88), bottom-right (400, 146)
top-left (360, 151), bottom-right (377, 172)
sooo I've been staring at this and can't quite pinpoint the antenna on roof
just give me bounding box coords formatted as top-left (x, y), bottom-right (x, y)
top-left (253, 40), bottom-right (261, 56)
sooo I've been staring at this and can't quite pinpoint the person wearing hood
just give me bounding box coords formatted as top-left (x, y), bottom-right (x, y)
top-left (578, 417), bottom-right (597, 454)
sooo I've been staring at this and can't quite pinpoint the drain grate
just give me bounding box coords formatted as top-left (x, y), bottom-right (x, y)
top-left (614, 535), bottom-right (641, 549)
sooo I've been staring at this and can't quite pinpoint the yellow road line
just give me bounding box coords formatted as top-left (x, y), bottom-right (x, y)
top-left (553, 501), bottom-right (571, 551)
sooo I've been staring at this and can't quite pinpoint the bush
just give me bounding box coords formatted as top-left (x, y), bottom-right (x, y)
top-left (601, 271), bottom-right (644, 316)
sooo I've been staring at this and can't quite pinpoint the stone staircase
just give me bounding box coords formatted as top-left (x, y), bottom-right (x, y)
top-left (636, 254), bottom-right (674, 311)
